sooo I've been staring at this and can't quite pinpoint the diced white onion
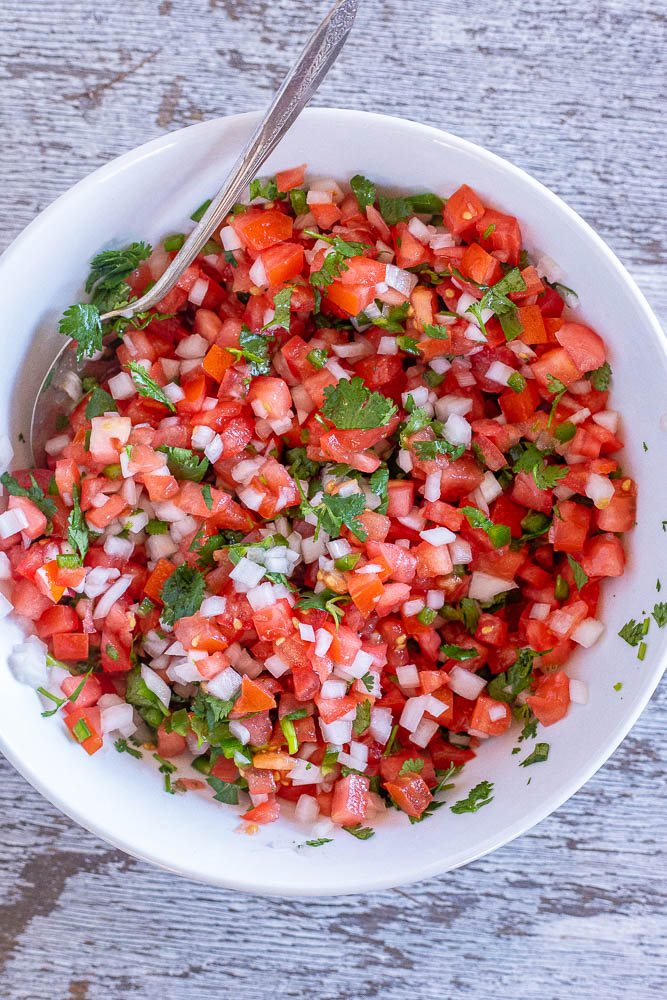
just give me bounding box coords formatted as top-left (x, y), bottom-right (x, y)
top-left (434, 395), bottom-right (473, 419)
top-left (592, 410), bottom-right (619, 433)
top-left (103, 535), bottom-right (134, 561)
top-left (206, 666), bottom-right (242, 701)
top-left (396, 663), bottom-right (419, 688)
top-left (569, 678), bottom-right (589, 704)
top-left (486, 361), bottom-right (516, 386)
top-left (448, 538), bottom-right (473, 564)
top-left (93, 574), bottom-right (134, 620)
top-left (0, 508), bottom-right (29, 539)
top-left (315, 629), bottom-right (333, 657)
top-left (420, 525), bottom-right (456, 545)
top-left (220, 225), bottom-right (242, 251)
top-left (369, 706), bottom-right (393, 745)
top-left (399, 695), bottom-right (427, 733)
top-left (298, 622), bottom-right (316, 642)
top-left (175, 333), bottom-right (208, 359)
top-left (8, 637), bottom-right (49, 688)
top-left (163, 382), bottom-right (185, 404)
top-left (426, 590), bottom-right (445, 610)
top-left (530, 602), bottom-right (551, 621)
top-left (140, 664), bottom-right (171, 708)
top-left (200, 596), bottom-right (227, 618)
top-left (321, 678), bottom-right (347, 698)
top-left (100, 703), bottom-right (136, 736)
top-left (423, 472), bottom-right (441, 502)
top-left (488, 703), bottom-right (508, 722)
top-left (188, 277), bottom-right (210, 306)
top-left (203, 434), bottom-right (223, 464)
top-left (468, 572), bottom-right (518, 602)
top-left (479, 471), bottom-right (503, 505)
top-left (108, 372), bottom-right (136, 400)
top-left (409, 717), bottom-right (439, 748)
top-left (397, 449), bottom-right (413, 473)
top-left (295, 794), bottom-right (320, 824)
top-left (447, 666), bottom-right (486, 700)
top-left (264, 654), bottom-right (290, 678)
top-left (385, 263), bottom-right (418, 296)
top-left (585, 473), bottom-right (615, 510)
top-left (571, 618), bottom-right (605, 648)
top-left (378, 336), bottom-right (398, 355)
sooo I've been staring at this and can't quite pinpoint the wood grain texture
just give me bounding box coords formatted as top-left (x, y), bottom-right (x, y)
top-left (0, 0), bottom-right (665, 997)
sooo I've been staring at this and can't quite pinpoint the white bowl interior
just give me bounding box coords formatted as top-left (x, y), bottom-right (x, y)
top-left (0, 109), bottom-right (665, 895)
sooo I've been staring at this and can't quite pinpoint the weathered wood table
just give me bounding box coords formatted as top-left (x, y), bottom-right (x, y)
top-left (1, 1), bottom-right (665, 997)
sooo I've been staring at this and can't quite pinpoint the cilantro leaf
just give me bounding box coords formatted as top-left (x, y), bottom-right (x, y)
top-left (519, 742), bottom-right (550, 767)
top-left (320, 493), bottom-right (368, 542)
top-left (285, 446), bottom-right (321, 482)
top-left (460, 505), bottom-right (511, 549)
top-left (440, 643), bottom-right (478, 661)
top-left (369, 466), bottom-right (389, 514)
top-left (125, 361), bottom-right (176, 411)
top-left (160, 564), bottom-right (206, 625)
top-left (296, 588), bottom-right (351, 629)
top-left (586, 361), bottom-right (612, 391)
top-left (114, 737), bottom-right (142, 759)
top-left (363, 302), bottom-right (410, 333)
top-left (249, 176), bottom-right (282, 201)
top-left (191, 199), bottom-right (212, 222)
top-left (398, 758), bottom-right (424, 776)
top-left (378, 192), bottom-right (444, 225)
top-left (207, 775), bottom-right (239, 804)
top-left (85, 387), bottom-right (117, 419)
top-left (652, 602), bottom-right (667, 628)
top-left (512, 441), bottom-right (567, 491)
top-left (342, 823), bottom-right (375, 840)
top-left (566, 554), bottom-right (588, 592)
top-left (0, 471), bottom-right (57, 520)
top-left (67, 482), bottom-right (89, 561)
top-left (618, 619), bottom-right (644, 646)
top-left (350, 174), bottom-right (377, 211)
top-left (422, 322), bottom-right (456, 339)
top-left (85, 242), bottom-right (151, 295)
top-left (461, 597), bottom-right (480, 635)
top-left (156, 446), bottom-right (209, 482)
top-left (413, 438), bottom-right (466, 461)
top-left (399, 406), bottom-right (433, 447)
top-left (191, 687), bottom-right (237, 736)
top-left (321, 376), bottom-right (397, 430)
top-left (266, 286), bottom-right (292, 333)
top-left (352, 700), bottom-right (371, 737)
top-left (487, 647), bottom-right (544, 704)
top-left (450, 780), bottom-right (494, 814)
top-left (301, 837), bottom-right (333, 847)
top-left (227, 324), bottom-right (273, 375)
top-left (546, 374), bottom-right (568, 429)
top-left (58, 304), bottom-right (103, 362)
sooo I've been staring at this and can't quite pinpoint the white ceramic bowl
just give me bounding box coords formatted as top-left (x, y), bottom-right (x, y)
top-left (0, 109), bottom-right (665, 895)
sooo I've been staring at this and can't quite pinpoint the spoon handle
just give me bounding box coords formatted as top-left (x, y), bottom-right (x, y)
top-left (102, 0), bottom-right (358, 322)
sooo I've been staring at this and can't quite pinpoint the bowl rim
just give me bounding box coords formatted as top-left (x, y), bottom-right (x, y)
top-left (0, 106), bottom-right (665, 896)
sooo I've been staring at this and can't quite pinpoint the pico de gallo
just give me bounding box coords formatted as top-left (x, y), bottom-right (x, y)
top-left (1, 164), bottom-right (634, 836)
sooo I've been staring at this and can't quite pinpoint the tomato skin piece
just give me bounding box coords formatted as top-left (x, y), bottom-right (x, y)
top-left (470, 693), bottom-right (511, 736)
top-left (260, 241), bottom-right (304, 285)
top-left (548, 500), bottom-right (591, 553)
top-left (579, 533), bottom-right (625, 578)
top-left (444, 184), bottom-right (485, 235)
top-left (35, 605), bottom-right (79, 639)
top-left (384, 773), bottom-right (433, 818)
top-left (52, 633), bottom-right (90, 662)
top-left (526, 670), bottom-right (570, 726)
top-left (157, 721), bottom-right (187, 758)
top-left (555, 322), bottom-right (606, 372)
top-left (240, 797), bottom-right (281, 824)
top-left (531, 347), bottom-right (583, 388)
top-left (460, 242), bottom-right (502, 285)
top-left (276, 164), bottom-right (306, 191)
top-left (331, 774), bottom-right (370, 825)
top-left (231, 209), bottom-right (293, 251)
top-left (64, 706), bottom-right (103, 755)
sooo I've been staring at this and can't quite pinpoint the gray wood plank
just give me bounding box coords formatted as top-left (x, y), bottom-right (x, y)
top-left (0, 0), bottom-right (665, 997)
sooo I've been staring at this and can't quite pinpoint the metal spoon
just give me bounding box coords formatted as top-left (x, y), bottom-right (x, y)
top-left (31, 0), bottom-right (358, 464)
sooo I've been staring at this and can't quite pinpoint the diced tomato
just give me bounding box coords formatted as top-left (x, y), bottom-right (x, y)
top-left (331, 774), bottom-right (370, 825)
top-left (64, 706), bottom-right (103, 755)
top-left (444, 184), bottom-right (485, 234)
top-left (526, 670), bottom-right (570, 726)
